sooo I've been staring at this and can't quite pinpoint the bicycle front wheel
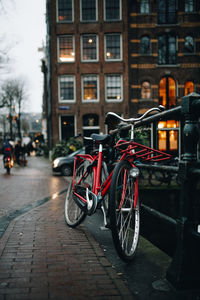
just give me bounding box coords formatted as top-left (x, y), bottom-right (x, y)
top-left (65, 162), bottom-right (88, 227)
top-left (109, 160), bottom-right (140, 261)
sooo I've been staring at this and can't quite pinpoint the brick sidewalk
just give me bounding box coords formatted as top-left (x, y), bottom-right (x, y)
top-left (0, 192), bottom-right (134, 300)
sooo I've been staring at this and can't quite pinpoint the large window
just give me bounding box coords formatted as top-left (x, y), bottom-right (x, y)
top-left (80, 0), bottom-right (97, 21)
top-left (185, 0), bottom-right (195, 12)
top-left (57, 0), bottom-right (73, 22)
top-left (157, 120), bottom-right (179, 155)
top-left (59, 76), bottom-right (75, 102)
top-left (104, 0), bottom-right (121, 21)
top-left (158, 34), bottom-right (176, 65)
top-left (185, 81), bottom-right (194, 95)
top-left (140, 36), bottom-right (150, 55)
top-left (81, 34), bottom-right (98, 61)
top-left (82, 75), bottom-right (99, 102)
top-left (58, 36), bottom-right (75, 62)
top-left (105, 74), bottom-right (122, 101)
top-left (82, 114), bottom-right (99, 136)
top-left (105, 34), bottom-right (122, 61)
top-left (60, 116), bottom-right (75, 140)
top-left (141, 81), bottom-right (151, 99)
top-left (158, 0), bottom-right (177, 24)
top-left (140, 0), bottom-right (150, 13)
top-left (159, 76), bottom-right (176, 109)
top-left (184, 36), bottom-right (194, 53)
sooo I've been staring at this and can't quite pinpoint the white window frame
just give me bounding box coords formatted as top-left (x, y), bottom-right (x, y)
top-left (104, 0), bottom-right (122, 21)
top-left (104, 33), bottom-right (122, 61)
top-left (58, 35), bottom-right (75, 63)
top-left (58, 75), bottom-right (76, 103)
top-left (56, 0), bottom-right (74, 23)
top-left (81, 34), bottom-right (98, 62)
top-left (81, 75), bottom-right (99, 103)
top-left (80, 0), bottom-right (98, 22)
top-left (105, 74), bottom-right (123, 102)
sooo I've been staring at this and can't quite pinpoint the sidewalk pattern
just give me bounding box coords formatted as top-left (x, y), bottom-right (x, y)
top-left (0, 192), bottom-right (133, 300)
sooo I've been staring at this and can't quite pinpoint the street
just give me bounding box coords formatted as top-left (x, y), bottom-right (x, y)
top-left (0, 155), bottom-right (199, 300)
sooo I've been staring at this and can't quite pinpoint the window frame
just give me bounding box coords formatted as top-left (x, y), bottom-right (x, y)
top-left (59, 115), bottom-right (76, 141)
top-left (141, 81), bottom-right (151, 99)
top-left (104, 33), bottom-right (122, 61)
top-left (184, 0), bottom-right (195, 13)
top-left (184, 36), bottom-right (195, 54)
top-left (158, 34), bottom-right (177, 65)
top-left (140, 36), bottom-right (151, 55)
top-left (157, 0), bottom-right (177, 25)
top-left (58, 35), bottom-right (75, 63)
top-left (81, 34), bottom-right (99, 62)
top-left (58, 75), bottom-right (76, 103)
top-left (105, 74), bottom-right (123, 102)
top-left (82, 74), bottom-right (99, 103)
top-left (57, 0), bottom-right (74, 23)
top-left (80, 0), bottom-right (98, 22)
top-left (140, 0), bottom-right (150, 14)
top-left (104, 0), bottom-right (122, 21)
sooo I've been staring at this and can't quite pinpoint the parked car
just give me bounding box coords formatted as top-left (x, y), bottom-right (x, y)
top-left (52, 147), bottom-right (85, 176)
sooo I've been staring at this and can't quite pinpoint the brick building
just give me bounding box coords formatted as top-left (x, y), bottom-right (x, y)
top-left (44, 0), bottom-right (200, 156)
top-left (45, 0), bottom-right (129, 148)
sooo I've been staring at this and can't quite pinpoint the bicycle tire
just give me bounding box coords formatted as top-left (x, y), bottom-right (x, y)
top-left (109, 160), bottom-right (140, 261)
top-left (65, 162), bottom-right (89, 227)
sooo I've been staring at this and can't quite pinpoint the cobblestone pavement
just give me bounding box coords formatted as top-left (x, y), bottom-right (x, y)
top-left (0, 155), bottom-right (134, 299)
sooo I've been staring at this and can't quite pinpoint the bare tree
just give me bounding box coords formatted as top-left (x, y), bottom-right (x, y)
top-left (0, 78), bottom-right (26, 139)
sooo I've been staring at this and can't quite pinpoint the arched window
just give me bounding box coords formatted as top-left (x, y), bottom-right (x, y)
top-left (140, 36), bottom-right (150, 55)
top-left (141, 81), bottom-right (151, 99)
top-left (159, 76), bottom-right (176, 109)
top-left (184, 36), bottom-right (194, 53)
top-left (184, 81), bottom-right (194, 95)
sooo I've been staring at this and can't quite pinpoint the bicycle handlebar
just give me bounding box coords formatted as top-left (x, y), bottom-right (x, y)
top-left (106, 105), bottom-right (165, 125)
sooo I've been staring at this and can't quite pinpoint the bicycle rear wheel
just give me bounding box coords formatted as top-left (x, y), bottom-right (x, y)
top-left (65, 162), bottom-right (89, 227)
top-left (109, 160), bottom-right (140, 261)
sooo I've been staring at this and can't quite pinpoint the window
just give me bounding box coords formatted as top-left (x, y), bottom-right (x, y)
top-left (185, 0), bottom-right (194, 12)
top-left (159, 76), bottom-right (176, 109)
top-left (158, 34), bottom-right (176, 65)
top-left (82, 75), bottom-right (98, 101)
top-left (81, 34), bottom-right (98, 61)
top-left (185, 81), bottom-right (194, 95)
top-left (104, 0), bottom-right (121, 21)
top-left (140, 36), bottom-right (150, 55)
top-left (184, 36), bottom-right (194, 53)
top-left (157, 120), bottom-right (179, 154)
top-left (141, 81), bottom-right (151, 99)
top-left (59, 76), bottom-right (75, 102)
top-left (83, 114), bottom-right (99, 136)
top-left (57, 0), bottom-right (73, 22)
top-left (158, 0), bottom-right (177, 24)
top-left (80, 0), bottom-right (97, 21)
top-left (105, 74), bottom-right (122, 101)
top-left (60, 116), bottom-right (75, 140)
top-left (58, 36), bottom-right (75, 62)
top-left (140, 0), bottom-right (150, 13)
top-left (105, 34), bottom-right (122, 61)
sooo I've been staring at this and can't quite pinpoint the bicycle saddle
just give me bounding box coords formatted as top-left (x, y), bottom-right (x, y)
top-left (90, 133), bottom-right (111, 145)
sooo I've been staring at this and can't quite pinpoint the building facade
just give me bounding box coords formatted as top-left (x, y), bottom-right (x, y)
top-left (45, 0), bottom-right (129, 148)
top-left (45, 0), bottom-right (200, 156)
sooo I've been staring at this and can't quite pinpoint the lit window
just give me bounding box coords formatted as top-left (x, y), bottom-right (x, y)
top-left (184, 81), bottom-right (194, 95)
top-left (184, 36), bottom-right (194, 53)
top-left (140, 36), bottom-right (150, 55)
top-left (59, 76), bottom-right (75, 102)
top-left (158, 0), bottom-right (177, 24)
top-left (57, 0), bottom-right (73, 22)
top-left (141, 81), bottom-right (151, 99)
top-left (158, 34), bottom-right (176, 65)
top-left (185, 0), bottom-right (194, 12)
top-left (104, 0), bottom-right (121, 21)
top-left (81, 34), bottom-right (98, 61)
top-left (82, 114), bottom-right (99, 136)
top-left (106, 75), bottom-right (122, 101)
top-left (159, 77), bottom-right (176, 109)
top-left (82, 75), bottom-right (98, 101)
top-left (80, 0), bottom-right (97, 21)
top-left (140, 0), bottom-right (150, 13)
top-left (105, 34), bottom-right (122, 61)
top-left (58, 36), bottom-right (75, 62)
top-left (158, 120), bottom-right (179, 152)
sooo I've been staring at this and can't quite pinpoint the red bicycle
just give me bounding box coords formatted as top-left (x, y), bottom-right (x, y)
top-left (65, 106), bottom-right (172, 261)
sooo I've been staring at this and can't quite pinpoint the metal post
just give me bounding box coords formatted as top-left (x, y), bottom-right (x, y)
top-left (166, 93), bottom-right (200, 289)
